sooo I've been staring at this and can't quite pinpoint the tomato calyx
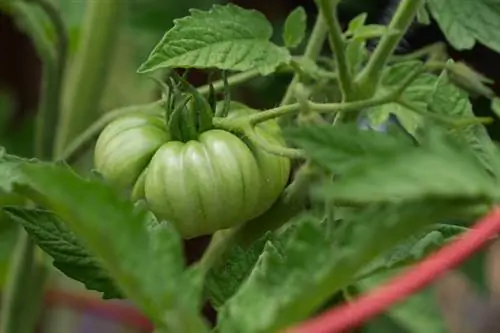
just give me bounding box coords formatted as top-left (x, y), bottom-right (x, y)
top-left (160, 72), bottom-right (219, 142)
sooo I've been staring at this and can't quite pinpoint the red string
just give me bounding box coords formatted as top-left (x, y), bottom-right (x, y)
top-left (44, 290), bottom-right (154, 331)
top-left (285, 207), bottom-right (500, 333)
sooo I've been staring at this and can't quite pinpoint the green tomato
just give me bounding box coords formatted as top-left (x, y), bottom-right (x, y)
top-left (94, 113), bottom-right (169, 190)
top-left (94, 105), bottom-right (290, 239)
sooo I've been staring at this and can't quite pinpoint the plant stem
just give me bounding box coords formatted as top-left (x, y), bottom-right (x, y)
top-left (280, 13), bottom-right (328, 106)
top-left (316, 0), bottom-right (354, 100)
top-left (54, 0), bottom-right (124, 156)
top-left (197, 69), bottom-right (261, 96)
top-left (1, 1), bottom-right (68, 332)
top-left (355, 0), bottom-right (425, 98)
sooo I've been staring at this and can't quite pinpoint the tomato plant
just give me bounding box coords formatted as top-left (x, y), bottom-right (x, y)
top-left (2, 0), bottom-right (500, 333)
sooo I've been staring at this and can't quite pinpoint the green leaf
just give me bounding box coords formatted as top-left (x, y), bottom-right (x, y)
top-left (216, 199), bottom-right (477, 333)
top-left (428, 66), bottom-right (500, 178)
top-left (206, 233), bottom-right (271, 308)
top-left (282, 6), bottom-right (307, 48)
top-left (0, 155), bottom-right (209, 332)
top-left (493, 98), bottom-right (500, 119)
top-left (428, 0), bottom-right (500, 52)
top-left (358, 224), bottom-right (468, 279)
top-left (216, 216), bottom-right (337, 333)
top-left (4, 207), bottom-right (122, 299)
top-left (137, 4), bottom-right (291, 75)
top-left (284, 123), bottom-right (413, 175)
top-left (358, 271), bottom-right (445, 333)
top-left (344, 13), bottom-right (369, 76)
top-left (446, 61), bottom-right (494, 97)
top-left (287, 124), bottom-right (499, 205)
top-left (346, 13), bottom-right (368, 33)
top-left (368, 61), bottom-right (437, 135)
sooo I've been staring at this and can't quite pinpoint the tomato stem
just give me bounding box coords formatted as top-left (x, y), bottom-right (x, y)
top-left (355, 0), bottom-right (425, 99)
top-left (316, 0), bottom-right (355, 101)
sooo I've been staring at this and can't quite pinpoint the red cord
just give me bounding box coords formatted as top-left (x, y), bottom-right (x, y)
top-left (44, 290), bottom-right (154, 331)
top-left (285, 207), bottom-right (500, 333)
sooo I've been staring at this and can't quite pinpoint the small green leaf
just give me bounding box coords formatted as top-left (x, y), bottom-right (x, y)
top-left (346, 13), bottom-right (367, 33)
top-left (345, 39), bottom-right (367, 76)
top-left (368, 61), bottom-right (437, 135)
top-left (4, 207), bottom-right (122, 299)
top-left (282, 6), bottom-right (307, 48)
top-left (492, 98), bottom-right (500, 119)
top-left (137, 4), bottom-right (291, 75)
top-left (428, 0), bottom-right (500, 52)
top-left (416, 5), bottom-right (431, 25)
top-left (428, 65), bottom-right (500, 178)
top-left (446, 61), bottom-right (494, 97)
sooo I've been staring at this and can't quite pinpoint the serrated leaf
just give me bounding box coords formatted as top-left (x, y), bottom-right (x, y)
top-left (288, 124), bottom-right (499, 205)
top-left (428, 0), bottom-right (500, 52)
top-left (428, 66), bottom-right (500, 178)
top-left (283, 6), bottom-right (307, 48)
top-left (206, 233), bottom-right (271, 308)
top-left (358, 271), bottom-right (445, 333)
top-left (4, 208), bottom-right (121, 299)
top-left (367, 61), bottom-right (437, 135)
top-left (284, 123), bottom-right (413, 174)
top-left (137, 4), bottom-right (291, 75)
top-left (358, 224), bottom-right (468, 279)
top-left (0, 156), bottom-right (209, 331)
top-left (216, 199), bottom-right (478, 333)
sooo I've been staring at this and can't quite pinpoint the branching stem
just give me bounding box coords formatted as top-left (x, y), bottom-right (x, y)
top-left (316, 0), bottom-right (354, 100)
top-left (356, 0), bottom-right (425, 98)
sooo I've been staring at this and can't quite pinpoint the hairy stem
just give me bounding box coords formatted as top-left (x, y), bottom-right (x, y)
top-left (197, 69), bottom-right (261, 96)
top-left (54, 0), bottom-right (124, 156)
top-left (356, 0), bottom-right (425, 98)
top-left (316, 0), bottom-right (354, 100)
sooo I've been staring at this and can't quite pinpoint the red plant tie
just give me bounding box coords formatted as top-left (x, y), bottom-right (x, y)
top-left (286, 207), bottom-right (500, 333)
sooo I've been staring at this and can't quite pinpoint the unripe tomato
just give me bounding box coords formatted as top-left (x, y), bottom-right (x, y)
top-left (94, 113), bottom-right (169, 190)
top-left (94, 105), bottom-right (290, 239)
